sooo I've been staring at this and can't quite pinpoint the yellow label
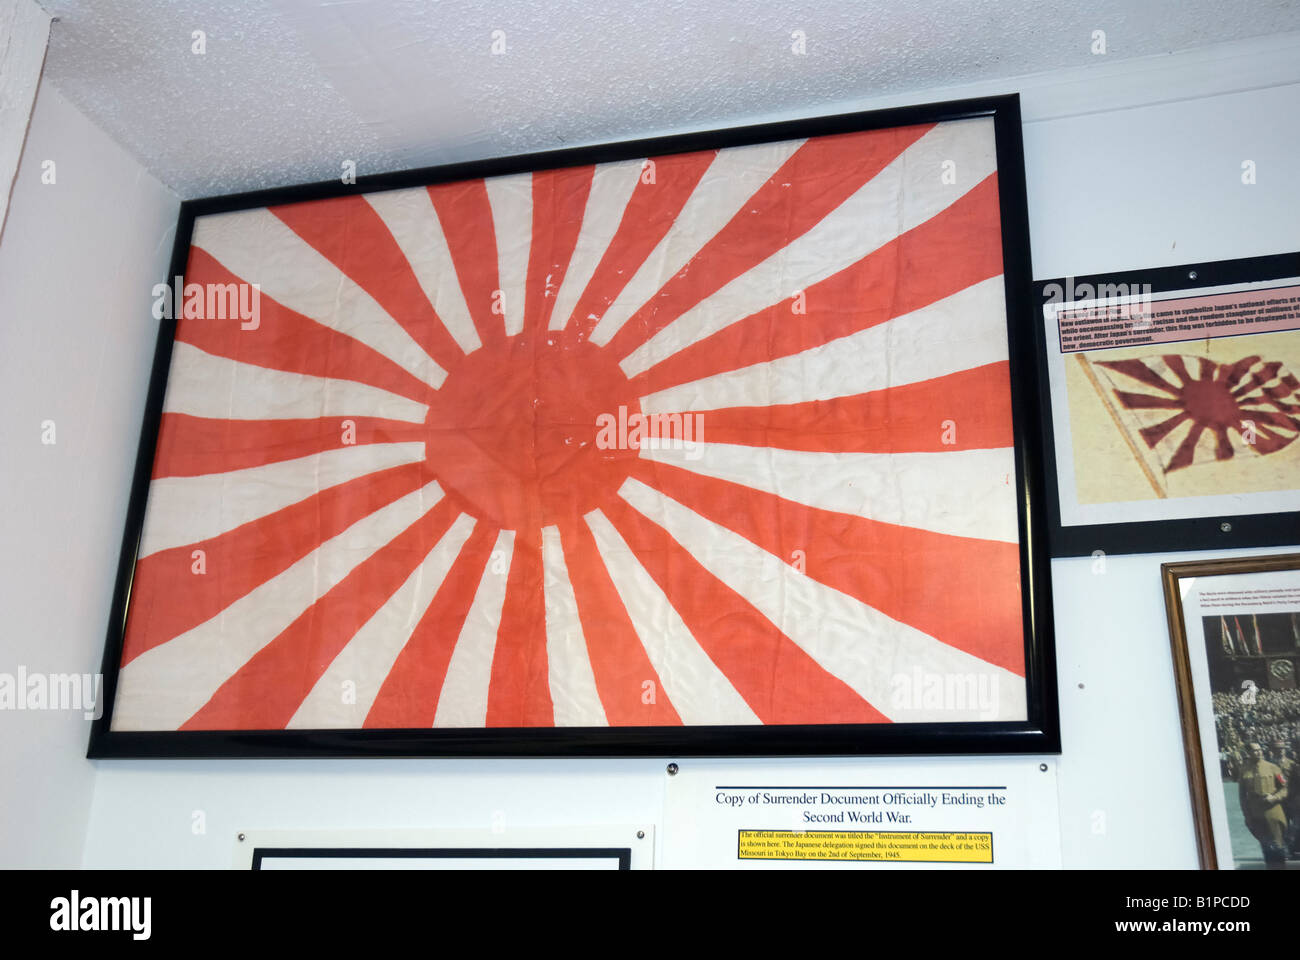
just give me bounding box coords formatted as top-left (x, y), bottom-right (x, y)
top-left (737, 830), bottom-right (992, 863)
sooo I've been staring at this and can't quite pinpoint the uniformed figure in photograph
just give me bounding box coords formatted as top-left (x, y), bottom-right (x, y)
top-left (1239, 741), bottom-right (1288, 868)
top-left (1204, 610), bottom-right (1300, 867)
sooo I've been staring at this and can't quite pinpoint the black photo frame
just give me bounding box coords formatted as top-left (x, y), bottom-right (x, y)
top-left (251, 847), bottom-right (633, 870)
top-left (89, 93), bottom-right (1058, 758)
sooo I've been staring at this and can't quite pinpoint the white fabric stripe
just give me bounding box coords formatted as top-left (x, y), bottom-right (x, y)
top-left (286, 513), bottom-right (478, 729)
top-left (364, 187), bottom-right (481, 355)
top-left (640, 277), bottom-right (1007, 415)
top-left (483, 172), bottom-right (532, 337)
top-left (433, 530), bottom-right (515, 727)
top-left (639, 442), bottom-right (1018, 543)
top-left (588, 139), bottom-right (805, 346)
top-left (192, 207), bottom-right (448, 388)
top-left (618, 478), bottom-right (1026, 723)
top-left (548, 158), bottom-right (644, 331)
top-left (111, 481), bottom-right (444, 731)
top-left (541, 525), bottom-right (608, 726)
top-left (621, 118), bottom-right (998, 378)
top-left (138, 441), bottom-right (426, 559)
top-left (583, 509), bottom-right (759, 725)
top-left (1194, 424), bottom-right (1221, 460)
top-left (162, 341), bottom-right (429, 424)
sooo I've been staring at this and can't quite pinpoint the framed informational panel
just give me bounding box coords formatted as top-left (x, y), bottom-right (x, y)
top-left (1039, 252), bottom-right (1300, 556)
top-left (1162, 554), bottom-right (1300, 869)
top-left (90, 94), bottom-right (1057, 758)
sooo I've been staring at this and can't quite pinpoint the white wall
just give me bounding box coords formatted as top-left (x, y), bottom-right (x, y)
top-left (12, 33), bottom-right (1295, 868)
top-left (1023, 79), bottom-right (1300, 280)
top-left (0, 0), bottom-right (49, 240)
top-left (1026, 70), bottom-right (1300, 868)
top-left (0, 83), bottom-right (178, 867)
top-left (1053, 545), bottom-right (1300, 869)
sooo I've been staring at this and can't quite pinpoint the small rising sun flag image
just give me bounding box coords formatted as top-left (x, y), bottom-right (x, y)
top-left (1079, 352), bottom-right (1300, 497)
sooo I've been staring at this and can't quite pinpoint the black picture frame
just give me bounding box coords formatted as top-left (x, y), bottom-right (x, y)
top-left (250, 847), bottom-right (633, 870)
top-left (89, 93), bottom-right (1059, 759)
top-left (1035, 251), bottom-right (1300, 557)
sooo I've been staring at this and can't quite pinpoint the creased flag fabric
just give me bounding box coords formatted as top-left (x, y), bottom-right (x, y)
top-left (111, 116), bottom-right (1027, 732)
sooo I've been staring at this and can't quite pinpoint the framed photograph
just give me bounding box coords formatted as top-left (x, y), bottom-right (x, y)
top-left (1039, 251), bottom-right (1300, 556)
top-left (90, 93), bottom-right (1058, 758)
top-left (1162, 553), bottom-right (1300, 869)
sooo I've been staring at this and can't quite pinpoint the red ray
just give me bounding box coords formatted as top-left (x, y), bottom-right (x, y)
top-left (1164, 355), bottom-right (1199, 385)
top-left (1111, 391), bottom-right (1183, 411)
top-left (426, 180), bottom-right (504, 347)
top-left (121, 462), bottom-right (431, 666)
top-left (1251, 419), bottom-right (1300, 453)
top-left (364, 522), bottom-right (499, 728)
top-left (600, 499), bottom-right (889, 724)
top-left (1211, 426), bottom-right (1235, 460)
top-left (1167, 421), bottom-right (1208, 470)
top-left (270, 196), bottom-right (468, 372)
top-left (556, 519), bottom-right (682, 726)
top-left (180, 248), bottom-right (436, 405)
top-left (486, 533), bottom-right (553, 726)
top-left (1096, 358), bottom-right (1181, 395)
top-left (181, 497), bottom-right (461, 730)
top-left (1139, 411), bottom-right (1190, 447)
top-left (562, 151), bottom-right (715, 341)
top-left (524, 166), bottom-right (593, 336)
top-left (630, 460), bottom-right (1025, 676)
top-left (629, 174), bottom-right (1005, 396)
top-left (1243, 408), bottom-right (1300, 431)
top-left (151, 413), bottom-right (424, 479)
top-left (604, 124), bottom-right (933, 361)
top-left (676, 362), bottom-right (1012, 453)
top-left (1239, 365), bottom-right (1299, 404)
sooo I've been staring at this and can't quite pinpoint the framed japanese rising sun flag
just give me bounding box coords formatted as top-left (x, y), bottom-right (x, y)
top-left (90, 94), bottom-right (1058, 758)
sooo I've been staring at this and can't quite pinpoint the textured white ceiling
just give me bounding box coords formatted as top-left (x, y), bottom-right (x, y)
top-left (35, 0), bottom-right (1300, 198)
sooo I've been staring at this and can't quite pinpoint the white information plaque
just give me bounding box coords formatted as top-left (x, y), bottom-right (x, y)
top-left (662, 758), bottom-right (1061, 868)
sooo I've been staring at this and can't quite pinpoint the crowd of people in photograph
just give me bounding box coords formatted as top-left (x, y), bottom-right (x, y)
top-left (1215, 688), bottom-right (1300, 867)
top-left (1216, 688), bottom-right (1300, 768)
